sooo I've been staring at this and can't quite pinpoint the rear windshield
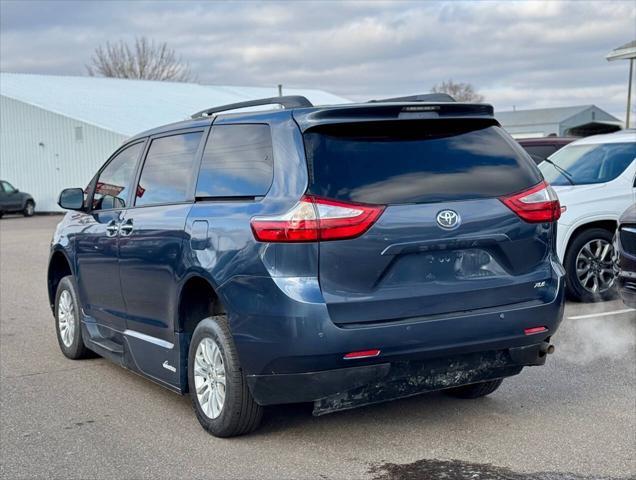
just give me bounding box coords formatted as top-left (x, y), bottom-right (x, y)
top-left (303, 121), bottom-right (542, 204)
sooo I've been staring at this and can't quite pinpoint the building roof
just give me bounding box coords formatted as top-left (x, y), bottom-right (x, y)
top-left (495, 105), bottom-right (620, 127)
top-left (606, 40), bottom-right (636, 61)
top-left (0, 72), bottom-right (350, 136)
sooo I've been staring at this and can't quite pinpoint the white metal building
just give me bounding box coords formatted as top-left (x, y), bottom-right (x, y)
top-left (496, 105), bottom-right (622, 139)
top-left (0, 73), bottom-right (349, 211)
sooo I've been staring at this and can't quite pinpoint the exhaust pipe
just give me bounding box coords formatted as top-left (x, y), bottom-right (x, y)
top-left (540, 342), bottom-right (555, 355)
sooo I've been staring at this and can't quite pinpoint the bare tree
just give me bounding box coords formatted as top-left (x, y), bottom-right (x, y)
top-left (431, 80), bottom-right (484, 102)
top-left (86, 37), bottom-right (195, 82)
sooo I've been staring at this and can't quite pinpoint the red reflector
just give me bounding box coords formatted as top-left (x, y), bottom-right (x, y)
top-left (343, 349), bottom-right (381, 360)
top-left (500, 181), bottom-right (561, 223)
top-left (524, 326), bottom-right (548, 335)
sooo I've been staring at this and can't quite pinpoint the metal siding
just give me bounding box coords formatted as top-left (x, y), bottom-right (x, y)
top-left (502, 123), bottom-right (560, 137)
top-left (560, 106), bottom-right (623, 134)
top-left (1, 96), bottom-right (126, 212)
top-left (497, 105), bottom-right (621, 132)
top-left (496, 106), bottom-right (591, 126)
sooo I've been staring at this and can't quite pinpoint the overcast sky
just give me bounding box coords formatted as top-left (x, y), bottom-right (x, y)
top-left (1, 0), bottom-right (635, 119)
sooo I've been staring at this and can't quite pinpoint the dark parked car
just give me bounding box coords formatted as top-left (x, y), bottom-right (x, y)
top-left (0, 180), bottom-right (35, 217)
top-left (616, 204), bottom-right (636, 308)
top-left (48, 95), bottom-right (565, 437)
top-left (517, 137), bottom-right (576, 164)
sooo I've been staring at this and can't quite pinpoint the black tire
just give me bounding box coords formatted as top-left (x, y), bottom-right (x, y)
top-left (444, 379), bottom-right (504, 399)
top-left (23, 201), bottom-right (35, 217)
top-left (188, 316), bottom-right (263, 437)
top-left (564, 228), bottom-right (617, 303)
top-left (54, 275), bottom-right (92, 359)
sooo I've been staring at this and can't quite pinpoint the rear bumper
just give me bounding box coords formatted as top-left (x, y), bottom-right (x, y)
top-left (617, 236), bottom-right (636, 308)
top-left (248, 342), bottom-right (551, 412)
top-left (222, 267), bottom-right (564, 371)
top-left (618, 275), bottom-right (636, 308)
top-left (219, 260), bottom-right (565, 408)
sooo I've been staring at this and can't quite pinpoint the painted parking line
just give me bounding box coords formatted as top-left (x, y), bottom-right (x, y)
top-left (568, 308), bottom-right (636, 320)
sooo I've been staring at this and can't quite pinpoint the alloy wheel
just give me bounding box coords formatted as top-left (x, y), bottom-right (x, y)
top-left (58, 290), bottom-right (75, 347)
top-left (575, 238), bottom-right (616, 294)
top-left (193, 337), bottom-right (226, 419)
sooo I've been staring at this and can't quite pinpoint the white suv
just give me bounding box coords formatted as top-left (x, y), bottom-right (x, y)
top-left (539, 130), bottom-right (636, 302)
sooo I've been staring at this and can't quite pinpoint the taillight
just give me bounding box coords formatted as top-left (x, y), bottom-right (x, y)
top-left (500, 181), bottom-right (561, 223)
top-left (250, 195), bottom-right (385, 242)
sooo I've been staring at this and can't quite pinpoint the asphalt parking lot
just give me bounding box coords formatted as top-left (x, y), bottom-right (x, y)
top-left (1, 215), bottom-right (634, 480)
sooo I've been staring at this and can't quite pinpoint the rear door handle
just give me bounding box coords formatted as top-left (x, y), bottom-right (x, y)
top-left (119, 219), bottom-right (134, 236)
top-left (106, 220), bottom-right (119, 237)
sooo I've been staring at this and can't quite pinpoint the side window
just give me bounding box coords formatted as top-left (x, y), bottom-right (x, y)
top-left (196, 124), bottom-right (274, 198)
top-left (135, 132), bottom-right (203, 207)
top-left (2, 181), bottom-right (16, 193)
top-left (93, 142), bottom-right (144, 211)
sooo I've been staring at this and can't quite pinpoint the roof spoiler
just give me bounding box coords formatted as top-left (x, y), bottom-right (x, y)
top-left (369, 93), bottom-right (456, 103)
top-left (191, 95), bottom-right (313, 119)
top-left (293, 101), bottom-right (495, 132)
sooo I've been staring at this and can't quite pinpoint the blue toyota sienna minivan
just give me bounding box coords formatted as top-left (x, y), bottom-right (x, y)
top-left (48, 95), bottom-right (565, 437)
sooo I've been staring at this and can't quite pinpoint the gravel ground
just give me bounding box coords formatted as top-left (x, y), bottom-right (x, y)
top-left (1, 215), bottom-right (634, 480)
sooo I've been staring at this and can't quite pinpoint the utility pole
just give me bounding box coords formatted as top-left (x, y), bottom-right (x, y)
top-left (606, 41), bottom-right (636, 129)
top-left (626, 58), bottom-right (633, 128)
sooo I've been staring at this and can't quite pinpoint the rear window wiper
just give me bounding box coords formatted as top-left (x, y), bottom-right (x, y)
top-left (543, 159), bottom-right (575, 185)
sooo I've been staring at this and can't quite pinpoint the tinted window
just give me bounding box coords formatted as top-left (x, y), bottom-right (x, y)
top-left (1, 181), bottom-right (15, 193)
top-left (136, 132), bottom-right (203, 206)
top-left (196, 124), bottom-right (274, 198)
top-left (539, 143), bottom-right (636, 186)
top-left (304, 121), bottom-right (541, 204)
top-left (523, 145), bottom-right (556, 160)
top-left (93, 142), bottom-right (143, 210)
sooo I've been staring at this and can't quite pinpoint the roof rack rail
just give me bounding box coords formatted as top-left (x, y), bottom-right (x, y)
top-left (191, 95), bottom-right (313, 119)
top-left (369, 93), bottom-right (456, 103)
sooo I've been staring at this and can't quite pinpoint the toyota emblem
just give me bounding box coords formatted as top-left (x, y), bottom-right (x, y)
top-left (436, 210), bottom-right (460, 229)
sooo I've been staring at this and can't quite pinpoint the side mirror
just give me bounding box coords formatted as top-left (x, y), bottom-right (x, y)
top-left (14, 189), bottom-right (19, 193)
top-left (58, 188), bottom-right (85, 211)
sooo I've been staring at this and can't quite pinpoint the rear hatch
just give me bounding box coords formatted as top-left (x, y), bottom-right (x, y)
top-left (302, 117), bottom-right (559, 326)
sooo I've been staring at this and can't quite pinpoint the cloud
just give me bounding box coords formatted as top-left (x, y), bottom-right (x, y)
top-left (1, 0), bottom-right (634, 119)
